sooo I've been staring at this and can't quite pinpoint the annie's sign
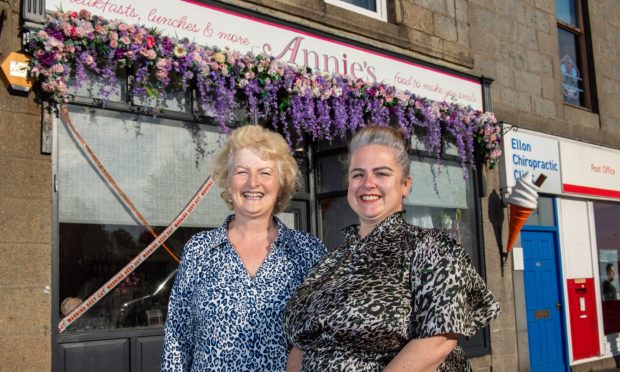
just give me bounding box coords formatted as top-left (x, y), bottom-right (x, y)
top-left (47, 0), bottom-right (484, 109)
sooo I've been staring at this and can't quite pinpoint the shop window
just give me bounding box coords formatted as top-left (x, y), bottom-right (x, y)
top-left (324, 0), bottom-right (387, 21)
top-left (57, 105), bottom-right (304, 333)
top-left (556, 0), bottom-right (596, 109)
top-left (57, 105), bottom-right (232, 332)
top-left (524, 196), bottom-right (556, 227)
top-left (316, 145), bottom-right (488, 356)
top-left (593, 201), bottom-right (620, 335)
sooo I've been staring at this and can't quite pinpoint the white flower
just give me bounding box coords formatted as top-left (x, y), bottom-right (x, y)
top-left (173, 45), bottom-right (187, 58)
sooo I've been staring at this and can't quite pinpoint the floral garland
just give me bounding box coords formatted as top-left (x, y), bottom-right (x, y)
top-left (26, 9), bottom-right (502, 173)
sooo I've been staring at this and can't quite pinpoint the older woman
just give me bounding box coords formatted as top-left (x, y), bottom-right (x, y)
top-left (284, 126), bottom-right (500, 371)
top-left (162, 125), bottom-right (326, 371)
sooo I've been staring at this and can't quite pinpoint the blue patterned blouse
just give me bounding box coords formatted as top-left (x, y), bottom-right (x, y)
top-left (161, 215), bottom-right (326, 371)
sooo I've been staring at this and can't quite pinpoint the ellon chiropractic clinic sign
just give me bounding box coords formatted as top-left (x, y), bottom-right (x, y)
top-left (501, 125), bottom-right (561, 194)
top-left (46, 0), bottom-right (483, 109)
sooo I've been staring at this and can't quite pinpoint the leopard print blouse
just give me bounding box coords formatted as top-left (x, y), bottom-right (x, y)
top-left (284, 211), bottom-right (500, 371)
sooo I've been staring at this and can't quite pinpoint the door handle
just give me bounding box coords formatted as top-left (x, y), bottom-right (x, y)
top-left (556, 303), bottom-right (561, 311)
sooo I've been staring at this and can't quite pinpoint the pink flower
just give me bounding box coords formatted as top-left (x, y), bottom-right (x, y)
top-left (62, 24), bottom-right (72, 36)
top-left (51, 64), bottom-right (64, 74)
top-left (110, 39), bottom-right (118, 49)
top-left (146, 35), bottom-right (155, 49)
top-left (85, 55), bottom-right (94, 66)
top-left (79, 9), bottom-right (91, 19)
top-left (155, 58), bottom-right (169, 69)
top-left (155, 69), bottom-right (168, 81)
top-left (118, 23), bottom-right (128, 32)
top-left (41, 82), bottom-right (55, 92)
top-left (120, 36), bottom-right (130, 45)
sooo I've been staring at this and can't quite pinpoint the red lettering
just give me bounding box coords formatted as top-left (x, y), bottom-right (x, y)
top-left (268, 37), bottom-right (303, 64)
top-left (217, 31), bottom-right (250, 46)
top-left (303, 49), bottom-right (320, 70)
top-left (203, 22), bottom-right (214, 37)
top-left (350, 62), bottom-right (363, 79)
top-left (366, 66), bottom-right (377, 83)
top-left (148, 9), bottom-right (200, 33)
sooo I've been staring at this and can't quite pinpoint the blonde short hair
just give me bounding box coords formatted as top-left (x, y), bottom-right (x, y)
top-left (212, 125), bottom-right (300, 215)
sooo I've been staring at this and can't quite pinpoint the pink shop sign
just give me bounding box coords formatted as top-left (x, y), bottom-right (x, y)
top-left (47, 0), bottom-right (483, 109)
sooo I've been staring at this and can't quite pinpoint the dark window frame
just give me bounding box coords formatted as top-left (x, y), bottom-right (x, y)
top-left (557, 0), bottom-right (597, 111)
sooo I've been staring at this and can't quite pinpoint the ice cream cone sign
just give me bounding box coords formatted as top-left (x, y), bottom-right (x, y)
top-left (506, 172), bottom-right (547, 253)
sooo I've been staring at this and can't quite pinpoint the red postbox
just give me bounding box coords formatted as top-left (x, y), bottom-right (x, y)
top-left (567, 278), bottom-right (599, 360)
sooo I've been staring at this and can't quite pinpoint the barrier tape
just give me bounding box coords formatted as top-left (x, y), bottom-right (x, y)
top-left (60, 106), bottom-right (180, 263)
top-left (58, 175), bottom-right (215, 333)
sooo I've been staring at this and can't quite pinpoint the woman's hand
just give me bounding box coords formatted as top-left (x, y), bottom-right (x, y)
top-left (286, 347), bottom-right (303, 372)
top-left (383, 333), bottom-right (459, 372)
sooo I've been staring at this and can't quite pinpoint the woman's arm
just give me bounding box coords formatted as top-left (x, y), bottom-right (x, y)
top-left (383, 333), bottom-right (459, 372)
top-left (161, 239), bottom-right (200, 371)
top-left (286, 347), bottom-right (303, 372)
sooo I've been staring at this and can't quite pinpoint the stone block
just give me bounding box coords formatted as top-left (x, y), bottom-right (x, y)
top-left (0, 1), bottom-right (22, 55)
top-left (401, 3), bottom-right (434, 33)
top-left (474, 55), bottom-right (497, 80)
top-left (455, 0), bottom-right (468, 22)
top-left (469, 354), bottom-right (492, 371)
top-left (505, 47), bottom-right (528, 70)
top-left (469, 0), bottom-right (494, 10)
top-left (0, 198), bottom-right (51, 243)
top-left (541, 76), bottom-right (558, 100)
top-left (564, 105), bottom-right (600, 130)
top-left (0, 111), bottom-right (44, 157)
top-left (471, 6), bottom-right (498, 35)
top-left (0, 158), bottom-right (51, 200)
top-left (491, 354), bottom-right (519, 372)
top-left (524, 5), bottom-right (553, 31)
top-left (471, 29), bottom-right (498, 56)
top-left (515, 71), bottom-right (541, 95)
top-left (413, 0), bottom-right (447, 15)
top-left (534, 0), bottom-right (555, 14)
top-left (434, 13), bottom-right (458, 42)
top-left (535, 8), bottom-right (554, 31)
top-left (519, 27), bottom-right (537, 48)
top-left (0, 243), bottom-right (51, 287)
top-left (0, 287), bottom-right (51, 337)
top-left (495, 17), bottom-right (517, 43)
top-left (496, 63), bottom-right (515, 88)
top-left (442, 40), bottom-right (473, 67)
top-left (0, 335), bottom-right (51, 371)
top-left (531, 96), bottom-right (556, 118)
top-left (536, 30), bottom-right (558, 55)
top-left (501, 88), bottom-right (531, 111)
top-left (407, 29), bottom-right (443, 59)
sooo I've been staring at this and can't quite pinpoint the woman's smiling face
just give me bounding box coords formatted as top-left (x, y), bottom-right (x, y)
top-left (347, 144), bottom-right (411, 236)
top-left (227, 147), bottom-right (279, 221)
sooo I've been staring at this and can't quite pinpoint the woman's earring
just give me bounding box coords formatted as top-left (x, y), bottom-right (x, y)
top-left (220, 191), bottom-right (232, 203)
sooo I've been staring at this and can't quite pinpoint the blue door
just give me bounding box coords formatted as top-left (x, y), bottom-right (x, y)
top-left (522, 230), bottom-right (568, 372)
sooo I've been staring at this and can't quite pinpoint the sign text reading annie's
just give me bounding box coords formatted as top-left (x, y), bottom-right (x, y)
top-left (48, 0), bottom-right (483, 109)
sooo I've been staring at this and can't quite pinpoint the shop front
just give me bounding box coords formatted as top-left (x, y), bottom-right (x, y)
top-left (501, 125), bottom-right (620, 370)
top-left (21, 1), bottom-right (500, 371)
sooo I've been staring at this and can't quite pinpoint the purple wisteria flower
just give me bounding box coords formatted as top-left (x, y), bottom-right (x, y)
top-left (25, 9), bottom-right (504, 174)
